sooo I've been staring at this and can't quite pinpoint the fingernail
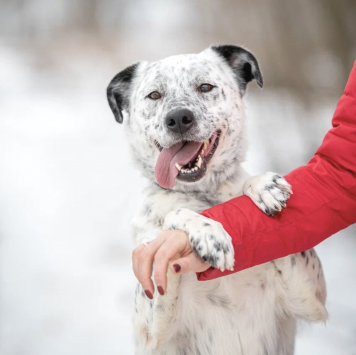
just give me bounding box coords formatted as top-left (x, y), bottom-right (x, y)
top-left (157, 285), bottom-right (165, 296)
top-left (145, 290), bottom-right (153, 299)
top-left (173, 264), bottom-right (181, 273)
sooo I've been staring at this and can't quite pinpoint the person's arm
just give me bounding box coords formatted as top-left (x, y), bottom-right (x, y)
top-left (198, 60), bottom-right (356, 281)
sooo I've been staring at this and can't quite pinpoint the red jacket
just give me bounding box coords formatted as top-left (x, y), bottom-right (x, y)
top-left (198, 61), bottom-right (356, 281)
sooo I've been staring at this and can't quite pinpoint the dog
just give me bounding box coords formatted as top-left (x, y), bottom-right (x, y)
top-left (107, 45), bottom-right (327, 355)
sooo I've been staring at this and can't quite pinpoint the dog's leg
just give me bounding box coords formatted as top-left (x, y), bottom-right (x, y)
top-left (272, 250), bottom-right (327, 323)
top-left (164, 208), bottom-right (234, 271)
top-left (132, 224), bottom-right (182, 353)
top-left (133, 271), bottom-right (181, 353)
top-left (243, 172), bottom-right (292, 216)
top-left (275, 316), bottom-right (296, 355)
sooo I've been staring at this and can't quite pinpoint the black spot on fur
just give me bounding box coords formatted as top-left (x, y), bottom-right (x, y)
top-left (143, 204), bottom-right (152, 216)
top-left (206, 294), bottom-right (231, 309)
top-left (221, 89), bottom-right (226, 100)
top-left (156, 304), bottom-right (165, 311)
top-left (290, 255), bottom-right (297, 267)
top-left (264, 183), bottom-right (277, 191)
top-left (213, 242), bottom-right (222, 252)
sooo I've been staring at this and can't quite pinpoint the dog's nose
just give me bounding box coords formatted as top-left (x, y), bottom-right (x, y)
top-left (165, 109), bottom-right (195, 134)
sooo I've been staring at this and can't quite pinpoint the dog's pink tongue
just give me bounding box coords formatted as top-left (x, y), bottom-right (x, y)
top-left (155, 141), bottom-right (202, 189)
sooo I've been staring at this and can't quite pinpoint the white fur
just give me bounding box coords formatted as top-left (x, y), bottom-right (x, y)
top-left (243, 172), bottom-right (293, 216)
top-left (112, 47), bottom-right (327, 354)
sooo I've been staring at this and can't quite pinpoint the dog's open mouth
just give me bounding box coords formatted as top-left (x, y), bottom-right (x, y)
top-left (154, 131), bottom-right (221, 189)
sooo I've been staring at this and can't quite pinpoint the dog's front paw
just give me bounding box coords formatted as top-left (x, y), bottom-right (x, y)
top-left (243, 172), bottom-right (292, 216)
top-left (164, 209), bottom-right (234, 271)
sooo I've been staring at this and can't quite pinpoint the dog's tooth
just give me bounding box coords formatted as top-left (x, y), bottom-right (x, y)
top-left (175, 162), bottom-right (182, 171)
top-left (196, 155), bottom-right (202, 168)
top-left (203, 142), bottom-right (208, 150)
top-left (201, 149), bottom-right (205, 155)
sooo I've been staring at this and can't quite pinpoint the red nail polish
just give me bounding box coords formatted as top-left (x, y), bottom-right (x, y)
top-left (145, 290), bottom-right (153, 299)
top-left (157, 285), bottom-right (165, 296)
top-left (173, 264), bottom-right (181, 273)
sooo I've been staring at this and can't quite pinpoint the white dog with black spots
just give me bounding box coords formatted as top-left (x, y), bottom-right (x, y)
top-left (107, 45), bottom-right (327, 355)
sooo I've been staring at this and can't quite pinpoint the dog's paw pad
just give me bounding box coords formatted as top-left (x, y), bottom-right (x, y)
top-left (243, 172), bottom-right (292, 216)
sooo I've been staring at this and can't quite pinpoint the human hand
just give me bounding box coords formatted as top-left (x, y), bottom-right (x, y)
top-left (132, 230), bottom-right (210, 299)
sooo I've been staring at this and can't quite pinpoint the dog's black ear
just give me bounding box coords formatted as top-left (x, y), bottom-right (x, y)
top-left (107, 63), bottom-right (140, 123)
top-left (212, 45), bottom-right (263, 94)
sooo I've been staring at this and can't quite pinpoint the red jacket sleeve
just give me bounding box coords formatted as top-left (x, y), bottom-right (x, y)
top-left (198, 60), bottom-right (356, 281)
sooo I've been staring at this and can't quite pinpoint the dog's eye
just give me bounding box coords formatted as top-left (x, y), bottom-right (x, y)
top-left (199, 84), bottom-right (214, 93)
top-left (148, 91), bottom-right (161, 100)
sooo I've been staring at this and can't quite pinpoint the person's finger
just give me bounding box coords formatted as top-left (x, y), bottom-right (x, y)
top-left (154, 231), bottom-right (190, 294)
top-left (170, 252), bottom-right (211, 275)
top-left (137, 236), bottom-right (167, 298)
top-left (132, 244), bottom-right (145, 279)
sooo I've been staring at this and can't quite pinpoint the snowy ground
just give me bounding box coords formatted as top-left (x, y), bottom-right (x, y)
top-left (0, 43), bottom-right (355, 354)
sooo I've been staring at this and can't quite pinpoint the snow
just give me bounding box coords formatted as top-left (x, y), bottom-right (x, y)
top-left (0, 43), bottom-right (355, 354)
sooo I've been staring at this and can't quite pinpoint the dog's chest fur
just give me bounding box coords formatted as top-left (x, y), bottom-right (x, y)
top-left (132, 174), bottom-right (297, 355)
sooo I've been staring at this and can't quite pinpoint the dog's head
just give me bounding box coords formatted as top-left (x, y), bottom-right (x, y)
top-left (107, 45), bottom-right (262, 191)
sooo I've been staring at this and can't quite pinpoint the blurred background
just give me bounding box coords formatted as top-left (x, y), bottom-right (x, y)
top-left (0, 0), bottom-right (355, 354)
